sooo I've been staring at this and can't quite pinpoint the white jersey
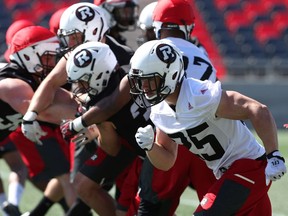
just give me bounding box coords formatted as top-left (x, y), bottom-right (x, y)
top-left (150, 78), bottom-right (265, 179)
top-left (161, 37), bottom-right (217, 82)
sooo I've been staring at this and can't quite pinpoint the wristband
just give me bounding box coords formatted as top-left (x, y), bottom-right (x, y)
top-left (267, 150), bottom-right (279, 159)
top-left (72, 117), bottom-right (86, 132)
top-left (23, 111), bottom-right (38, 121)
top-left (267, 150), bottom-right (285, 162)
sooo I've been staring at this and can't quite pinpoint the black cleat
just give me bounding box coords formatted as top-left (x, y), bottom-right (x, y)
top-left (2, 201), bottom-right (22, 216)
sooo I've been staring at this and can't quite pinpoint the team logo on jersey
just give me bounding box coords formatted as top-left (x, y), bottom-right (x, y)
top-left (76, 6), bottom-right (95, 22)
top-left (201, 88), bottom-right (208, 94)
top-left (156, 44), bottom-right (176, 67)
top-left (200, 193), bottom-right (216, 210)
top-left (74, 49), bottom-right (93, 68)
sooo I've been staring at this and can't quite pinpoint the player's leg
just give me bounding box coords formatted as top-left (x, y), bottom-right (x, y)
top-left (138, 146), bottom-right (193, 216)
top-left (73, 143), bottom-right (136, 216)
top-left (11, 126), bottom-right (73, 216)
top-left (116, 157), bottom-right (143, 216)
top-left (1, 136), bottom-right (28, 216)
top-left (188, 148), bottom-right (216, 201)
top-left (194, 158), bottom-right (271, 216)
top-left (0, 176), bottom-right (9, 216)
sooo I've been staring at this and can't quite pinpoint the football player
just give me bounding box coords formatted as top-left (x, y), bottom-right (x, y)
top-left (94, 0), bottom-right (139, 46)
top-left (0, 25), bottom-right (78, 216)
top-left (130, 39), bottom-right (287, 216)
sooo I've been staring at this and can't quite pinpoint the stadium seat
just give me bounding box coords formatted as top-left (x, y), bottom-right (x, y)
top-left (3, 0), bottom-right (29, 10)
top-left (213, 0), bottom-right (241, 12)
top-left (254, 21), bottom-right (281, 45)
top-left (12, 9), bottom-right (38, 23)
top-left (242, 1), bottom-right (271, 23)
top-left (32, 1), bottom-right (56, 21)
top-left (224, 10), bottom-right (252, 33)
top-left (264, 39), bottom-right (288, 58)
top-left (272, 12), bottom-right (288, 33)
top-left (234, 26), bottom-right (255, 44)
top-left (195, 1), bottom-right (214, 11)
top-left (259, 0), bottom-right (287, 9)
top-left (217, 40), bottom-right (242, 58)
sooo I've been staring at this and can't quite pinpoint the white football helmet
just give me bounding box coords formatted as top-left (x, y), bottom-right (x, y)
top-left (138, 1), bottom-right (157, 31)
top-left (136, 1), bottom-right (157, 46)
top-left (66, 41), bottom-right (117, 97)
top-left (128, 40), bottom-right (184, 107)
top-left (10, 26), bottom-right (60, 79)
top-left (94, 0), bottom-right (139, 31)
top-left (153, 0), bottom-right (195, 40)
top-left (58, 2), bottom-right (109, 53)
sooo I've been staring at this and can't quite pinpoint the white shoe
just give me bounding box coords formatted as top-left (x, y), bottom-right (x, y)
top-left (21, 212), bottom-right (30, 216)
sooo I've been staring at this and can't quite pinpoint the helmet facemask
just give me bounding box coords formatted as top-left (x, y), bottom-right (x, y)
top-left (57, 29), bottom-right (84, 54)
top-left (13, 41), bottom-right (60, 82)
top-left (69, 77), bottom-right (97, 106)
top-left (37, 50), bottom-right (60, 78)
top-left (153, 21), bottom-right (194, 40)
top-left (128, 69), bottom-right (170, 108)
top-left (103, 0), bottom-right (139, 31)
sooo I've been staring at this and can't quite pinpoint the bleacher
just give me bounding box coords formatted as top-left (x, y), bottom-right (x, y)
top-left (194, 0), bottom-right (288, 79)
top-left (0, 0), bottom-right (287, 80)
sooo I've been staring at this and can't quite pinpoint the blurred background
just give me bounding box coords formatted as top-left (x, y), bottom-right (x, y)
top-left (0, 0), bottom-right (287, 127)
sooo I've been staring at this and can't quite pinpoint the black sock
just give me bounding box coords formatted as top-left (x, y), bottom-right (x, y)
top-left (65, 197), bottom-right (92, 216)
top-left (29, 196), bottom-right (54, 216)
top-left (58, 198), bottom-right (69, 213)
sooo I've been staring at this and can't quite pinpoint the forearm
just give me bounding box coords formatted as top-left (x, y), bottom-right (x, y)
top-left (28, 81), bottom-right (58, 114)
top-left (251, 105), bottom-right (278, 154)
top-left (82, 75), bottom-right (131, 126)
top-left (81, 105), bottom-right (111, 126)
top-left (97, 122), bottom-right (121, 156)
top-left (28, 57), bottom-right (68, 114)
top-left (146, 143), bottom-right (177, 171)
top-left (37, 103), bottom-right (78, 125)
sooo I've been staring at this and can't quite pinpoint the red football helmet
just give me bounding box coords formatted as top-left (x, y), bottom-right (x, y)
top-left (10, 26), bottom-right (60, 80)
top-left (4, 19), bottom-right (35, 62)
top-left (153, 0), bottom-right (195, 40)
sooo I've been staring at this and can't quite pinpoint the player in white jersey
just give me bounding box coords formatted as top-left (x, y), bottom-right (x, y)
top-left (127, 0), bottom-right (218, 215)
top-left (128, 40), bottom-right (287, 216)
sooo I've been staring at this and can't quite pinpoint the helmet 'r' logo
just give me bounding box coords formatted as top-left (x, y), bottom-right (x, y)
top-left (74, 49), bottom-right (92, 68)
top-left (76, 6), bottom-right (95, 22)
top-left (156, 44), bottom-right (176, 65)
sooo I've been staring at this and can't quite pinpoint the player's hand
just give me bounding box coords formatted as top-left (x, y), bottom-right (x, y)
top-left (71, 125), bottom-right (99, 147)
top-left (60, 120), bottom-right (78, 141)
top-left (60, 117), bottom-right (86, 141)
top-left (21, 111), bottom-right (47, 145)
top-left (75, 104), bottom-right (87, 117)
top-left (265, 150), bottom-right (287, 183)
top-left (283, 124), bottom-right (288, 128)
top-left (135, 125), bottom-right (154, 151)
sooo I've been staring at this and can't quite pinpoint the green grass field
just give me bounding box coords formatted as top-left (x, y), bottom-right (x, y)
top-left (1, 130), bottom-right (287, 216)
